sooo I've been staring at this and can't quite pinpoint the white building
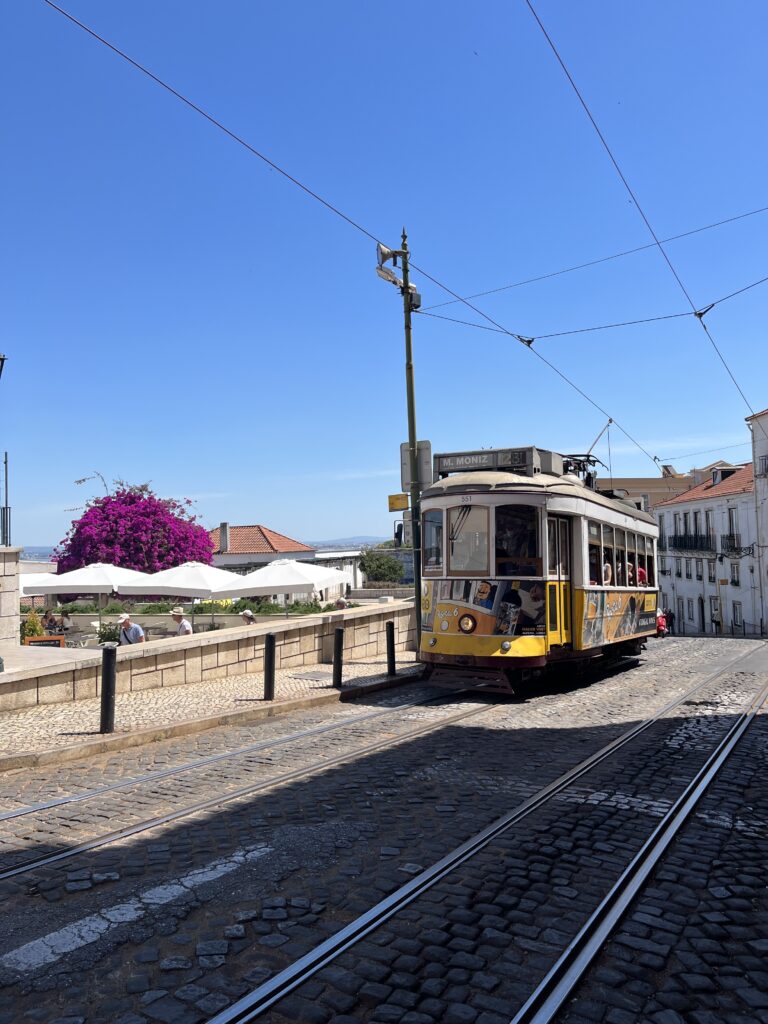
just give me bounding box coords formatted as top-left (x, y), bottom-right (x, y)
top-left (654, 461), bottom-right (761, 635)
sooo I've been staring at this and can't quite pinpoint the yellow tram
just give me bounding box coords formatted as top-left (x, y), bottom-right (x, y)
top-left (419, 446), bottom-right (658, 691)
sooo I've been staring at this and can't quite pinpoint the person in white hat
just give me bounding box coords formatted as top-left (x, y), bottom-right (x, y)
top-left (241, 609), bottom-right (256, 625)
top-left (118, 612), bottom-right (145, 645)
top-left (170, 607), bottom-right (193, 636)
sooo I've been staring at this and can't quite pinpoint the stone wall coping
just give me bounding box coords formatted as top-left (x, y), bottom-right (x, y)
top-left (0, 599), bottom-right (414, 687)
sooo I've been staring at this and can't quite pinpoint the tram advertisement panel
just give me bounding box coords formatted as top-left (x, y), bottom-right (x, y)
top-left (578, 590), bottom-right (657, 649)
top-left (422, 579), bottom-right (546, 637)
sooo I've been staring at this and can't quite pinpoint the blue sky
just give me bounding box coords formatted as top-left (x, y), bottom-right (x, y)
top-left (3, 1), bottom-right (766, 546)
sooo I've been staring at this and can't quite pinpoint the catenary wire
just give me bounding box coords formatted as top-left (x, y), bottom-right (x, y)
top-left (40, 0), bottom-right (659, 471)
top-left (416, 268), bottom-right (768, 341)
top-left (524, 0), bottom-right (763, 428)
top-left (422, 203), bottom-right (768, 311)
top-left (655, 441), bottom-right (751, 463)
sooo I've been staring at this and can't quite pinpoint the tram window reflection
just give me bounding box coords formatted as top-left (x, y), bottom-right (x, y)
top-left (602, 525), bottom-right (615, 586)
top-left (448, 506), bottom-right (489, 575)
top-left (615, 529), bottom-right (626, 586)
top-left (495, 505), bottom-right (539, 577)
top-left (423, 509), bottom-right (444, 576)
top-left (588, 521), bottom-right (601, 585)
top-left (646, 537), bottom-right (655, 586)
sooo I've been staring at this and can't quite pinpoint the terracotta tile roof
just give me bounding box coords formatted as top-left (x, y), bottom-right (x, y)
top-left (209, 524), bottom-right (315, 556)
top-left (745, 408), bottom-right (768, 420)
top-left (654, 464), bottom-right (754, 507)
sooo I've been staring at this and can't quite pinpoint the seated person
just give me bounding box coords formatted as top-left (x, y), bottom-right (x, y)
top-left (637, 563), bottom-right (647, 586)
top-left (60, 611), bottom-right (75, 633)
top-left (42, 610), bottom-right (59, 634)
top-left (602, 559), bottom-right (613, 585)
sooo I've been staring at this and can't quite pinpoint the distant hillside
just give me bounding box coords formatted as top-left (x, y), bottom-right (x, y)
top-left (21, 546), bottom-right (56, 561)
top-left (306, 536), bottom-right (387, 549)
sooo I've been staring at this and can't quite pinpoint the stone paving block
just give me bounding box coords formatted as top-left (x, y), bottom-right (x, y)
top-left (37, 671), bottom-right (74, 705)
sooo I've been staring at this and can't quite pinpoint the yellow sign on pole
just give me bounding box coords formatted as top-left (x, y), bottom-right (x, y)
top-left (388, 493), bottom-right (409, 512)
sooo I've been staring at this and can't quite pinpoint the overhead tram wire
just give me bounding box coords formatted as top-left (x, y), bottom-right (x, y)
top-left (524, 0), bottom-right (764, 433)
top-left (416, 267), bottom-right (768, 342)
top-left (43, 0), bottom-right (657, 471)
top-left (422, 203), bottom-right (768, 311)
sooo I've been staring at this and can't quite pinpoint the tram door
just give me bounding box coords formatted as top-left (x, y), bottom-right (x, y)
top-left (546, 517), bottom-right (571, 647)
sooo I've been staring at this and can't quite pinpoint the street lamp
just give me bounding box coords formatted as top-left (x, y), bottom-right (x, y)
top-left (376, 231), bottom-right (423, 640)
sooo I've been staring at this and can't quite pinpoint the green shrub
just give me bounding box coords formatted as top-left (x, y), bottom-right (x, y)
top-left (102, 601), bottom-right (126, 614)
top-left (21, 610), bottom-right (45, 642)
top-left (97, 622), bottom-right (120, 644)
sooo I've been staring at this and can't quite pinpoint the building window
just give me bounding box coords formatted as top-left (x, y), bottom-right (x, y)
top-left (730, 562), bottom-right (740, 586)
top-left (687, 598), bottom-right (694, 620)
top-left (760, 455), bottom-right (768, 476)
top-left (693, 511), bottom-right (701, 534)
top-left (708, 560), bottom-right (716, 583)
top-left (710, 596), bottom-right (720, 630)
top-left (660, 556), bottom-right (667, 573)
top-left (685, 559), bottom-right (692, 579)
top-left (695, 559), bottom-right (703, 580)
top-left (705, 510), bottom-right (714, 537)
top-left (674, 513), bottom-right (681, 535)
top-left (677, 596), bottom-right (685, 624)
top-left (661, 590), bottom-right (668, 609)
top-left (733, 601), bottom-right (743, 627)
top-left (658, 513), bottom-right (665, 537)
top-left (728, 507), bottom-right (739, 534)
top-left (683, 512), bottom-right (690, 535)
top-left (675, 558), bottom-right (682, 578)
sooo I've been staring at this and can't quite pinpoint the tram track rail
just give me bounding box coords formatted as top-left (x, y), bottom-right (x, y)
top-left (0, 686), bottom-right (459, 824)
top-left (202, 645), bottom-right (766, 1024)
top-left (0, 694), bottom-right (500, 882)
top-left (511, 677), bottom-right (768, 1024)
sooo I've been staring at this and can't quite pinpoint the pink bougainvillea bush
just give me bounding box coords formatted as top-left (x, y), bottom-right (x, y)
top-left (55, 486), bottom-right (214, 573)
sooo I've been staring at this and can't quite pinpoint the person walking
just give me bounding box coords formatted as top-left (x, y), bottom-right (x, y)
top-left (118, 612), bottom-right (145, 645)
top-left (665, 607), bottom-right (675, 635)
top-left (240, 609), bottom-right (256, 625)
top-left (170, 606), bottom-right (193, 636)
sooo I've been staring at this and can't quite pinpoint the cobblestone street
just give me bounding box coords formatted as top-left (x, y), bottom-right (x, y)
top-left (0, 637), bottom-right (765, 1024)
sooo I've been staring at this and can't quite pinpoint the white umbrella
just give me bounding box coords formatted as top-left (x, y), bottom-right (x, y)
top-left (212, 559), bottom-right (352, 598)
top-left (31, 563), bottom-right (151, 595)
top-left (30, 563), bottom-right (152, 627)
top-left (119, 561), bottom-right (246, 628)
top-left (20, 572), bottom-right (59, 597)
top-left (118, 561), bottom-right (244, 597)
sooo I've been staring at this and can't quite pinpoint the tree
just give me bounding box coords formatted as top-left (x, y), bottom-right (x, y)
top-left (55, 485), bottom-right (214, 574)
top-left (359, 546), bottom-right (404, 584)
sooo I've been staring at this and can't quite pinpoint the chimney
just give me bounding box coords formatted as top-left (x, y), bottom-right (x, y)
top-left (220, 522), bottom-right (230, 553)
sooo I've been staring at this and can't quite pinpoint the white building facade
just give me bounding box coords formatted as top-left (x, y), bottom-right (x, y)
top-left (654, 461), bottom-right (762, 635)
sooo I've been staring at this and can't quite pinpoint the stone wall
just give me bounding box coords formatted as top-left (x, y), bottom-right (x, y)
top-left (0, 548), bottom-right (20, 644)
top-left (0, 601), bottom-right (416, 712)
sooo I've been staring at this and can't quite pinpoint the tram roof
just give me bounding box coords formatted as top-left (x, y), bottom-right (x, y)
top-left (421, 470), bottom-right (657, 526)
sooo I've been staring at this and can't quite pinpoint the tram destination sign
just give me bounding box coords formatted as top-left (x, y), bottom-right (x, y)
top-left (435, 447), bottom-right (539, 476)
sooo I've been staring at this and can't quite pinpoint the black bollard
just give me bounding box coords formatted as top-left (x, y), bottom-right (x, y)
top-left (264, 633), bottom-right (276, 701)
top-left (333, 627), bottom-right (344, 689)
top-left (100, 643), bottom-right (117, 734)
top-left (386, 621), bottom-right (396, 677)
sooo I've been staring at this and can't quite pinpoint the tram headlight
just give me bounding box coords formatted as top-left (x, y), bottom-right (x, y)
top-left (458, 614), bottom-right (476, 634)
top-left (500, 640), bottom-right (511, 652)
top-left (429, 637), bottom-right (437, 647)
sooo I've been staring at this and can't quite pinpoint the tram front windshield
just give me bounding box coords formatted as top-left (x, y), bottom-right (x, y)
top-left (495, 505), bottom-right (539, 577)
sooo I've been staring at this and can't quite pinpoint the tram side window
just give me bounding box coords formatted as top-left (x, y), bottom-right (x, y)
top-left (448, 506), bottom-right (489, 575)
top-left (602, 525), bottom-right (615, 586)
top-left (614, 529), bottom-right (626, 586)
top-left (422, 509), bottom-right (444, 576)
top-left (645, 537), bottom-right (655, 586)
top-left (626, 533), bottom-right (637, 586)
top-left (588, 521), bottom-right (601, 585)
top-left (636, 538), bottom-right (648, 586)
top-left (495, 505), bottom-right (539, 577)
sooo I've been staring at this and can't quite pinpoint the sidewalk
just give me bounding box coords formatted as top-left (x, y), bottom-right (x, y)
top-left (0, 651), bottom-right (421, 771)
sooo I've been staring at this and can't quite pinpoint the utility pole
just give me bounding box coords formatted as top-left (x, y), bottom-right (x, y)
top-left (399, 230), bottom-right (422, 643)
top-left (375, 231), bottom-right (423, 645)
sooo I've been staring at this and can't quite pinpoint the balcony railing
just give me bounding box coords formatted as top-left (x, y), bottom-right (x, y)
top-left (720, 533), bottom-right (742, 554)
top-left (668, 533), bottom-right (716, 552)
